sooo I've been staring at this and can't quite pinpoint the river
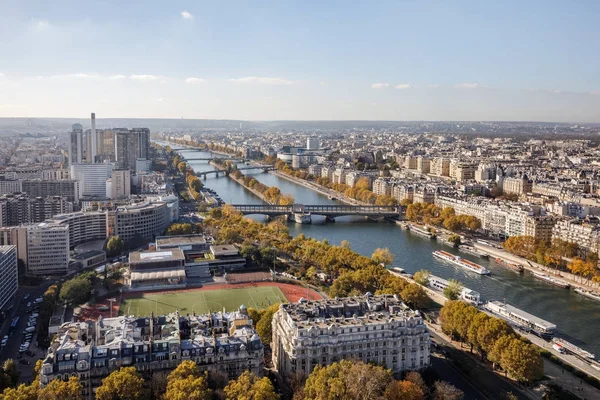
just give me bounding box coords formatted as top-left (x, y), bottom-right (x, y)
top-left (167, 144), bottom-right (600, 357)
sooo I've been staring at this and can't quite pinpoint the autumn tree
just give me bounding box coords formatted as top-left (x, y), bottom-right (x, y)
top-left (302, 360), bottom-right (392, 400)
top-left (442, 279), bottom-right (463, 300)
top-left (223, 371), bottom-right (278, 400)
top-left (0, 383), bottom-right (38, 400)
top-left (95, 367), bottom-right (145, 400)
top-left (38, 376), bottom-right (83, 400)
top-left (372, 248), bottom-right (395, 266)
top-left (178, 161), bottom-right (187, 173)
top-left (432, 381), bottom-right (463, 400)
top-left (384, 380), bottom-right (425, 400)
top-left (255, 303), bottom-right (280, 345)
top-left (164, 360), bottom-right (211, 400)
top-left (413, 269), bottom-right (431, 286)
top-left (400, 283), bottom-right (430, 309)
top-left (500, 338), bottom-right (544, 383)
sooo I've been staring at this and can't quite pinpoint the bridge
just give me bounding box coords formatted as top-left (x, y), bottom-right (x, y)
top-left (230, 204), bottom-right (399, 221)
top-left (197, 165), bottom-right (275, 179)
top-left (180, 156), bottom-right (246, 162)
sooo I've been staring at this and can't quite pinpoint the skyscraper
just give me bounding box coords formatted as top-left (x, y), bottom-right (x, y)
top-left (69, 124), bottom-right (84, 166)
top-left (115, 128), bottom-right (150, 171)
top-left (90, 112), bottom-right (97, 162)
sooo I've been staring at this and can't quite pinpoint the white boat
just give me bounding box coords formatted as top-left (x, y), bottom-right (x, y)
top-left (293, 212), bottom-right (311, 224)
top-left (409, 224), bottom-right (436, 239)
top-left (533, 272), bottom-right (570, 289)
top-left (427, 275), bottom-right (481, 305)
top-left (484, 300), bottom-right (556, 339)
top-left (458, 245), bottom-right (489, 259)
top-left (432, 250), bottom-right (490, 275)
top-left (552, 338), bottom-right (595, 359)
top-left (574, 288), bottom-right (600, 302)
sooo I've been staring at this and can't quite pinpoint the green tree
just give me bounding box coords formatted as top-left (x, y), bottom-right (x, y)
top-left (240, 245), bottom-right (260, 265)
top-left (400, 283), bottom-right (430, 309)
top-left (302, 360), bottom-right (393, 400)
top-left (255, 303), bottom-right (279, 345)
top-left (223, 371), bottom-right (278, 400)
top-left (59, 276), bottom-right (92, 305)
top-left (442, 279), bottom-right (463, 300)
top-left (95, 367), bottom-right (145, 400)
top-left (413, 269), bottom-right (431, 286)
top-left (38, 376), bottom-right (83, 400)
top-left (372, 248), bottom-right (395, 266)
top-left (106, 235), bottom-right (124, 257)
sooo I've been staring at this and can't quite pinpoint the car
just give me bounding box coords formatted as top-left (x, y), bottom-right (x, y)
top-left (23, 294), bottom-right (30, 300)
top-left (26, 302), bottom-right (32, 308)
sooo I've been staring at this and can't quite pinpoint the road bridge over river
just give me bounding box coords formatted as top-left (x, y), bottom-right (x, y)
top-left (231, 204), bottom-right (399, 221)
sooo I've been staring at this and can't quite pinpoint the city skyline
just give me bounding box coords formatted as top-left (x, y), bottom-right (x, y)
top-left (1, 1), bottom-right (600, 121)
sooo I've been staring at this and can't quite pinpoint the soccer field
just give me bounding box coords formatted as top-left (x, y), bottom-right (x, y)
top-left (121, 286), bottom-right (288, 317)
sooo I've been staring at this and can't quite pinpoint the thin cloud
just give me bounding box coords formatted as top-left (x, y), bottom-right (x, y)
top-left (130, 74), bottom-right (159, 81)
top-left (181, 11), bottom-right (194, 20)
top-left (454, 83), bottom-right (481, 89)
top-left (371, 82), bottom-right (390, 89)
top-left (395, 83), bottom-right (412, 89)
top-left (229, 77), bottom-right (295, 85)
top-left (185, 77), bottom-right (204, 84)
top-left (109, 74), bottom-right (126, 80)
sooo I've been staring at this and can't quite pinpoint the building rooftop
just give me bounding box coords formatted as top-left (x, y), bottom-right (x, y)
top-left (129, 249), bottom-right (185, 264)
top-left (155, 235), bottom-right (207, 247)
top-left (210, 244), bottom-right (239, 257)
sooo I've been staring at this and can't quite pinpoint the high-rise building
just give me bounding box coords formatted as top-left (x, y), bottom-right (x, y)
top-left (115, 128), bottom-right (150, 171)
top-left (0, 245), bottom-right (18, 311)
top-left (108, 170), bottom-right (131, 199)
top-left (25, 223), bottom-right (70, 275)
top-left (90, 113), bottom-right (97, 163)
top-left (70, 163), bottom-right (114, 198)
top-left (21, 180), bottom-right (80, 203)
top-left (307, 137), bottom-right (319, 150)
top-left (69, 124), bottom-right (84, 166)
top-left (97, 129), bottom-right (116, 161)
top-left (0, 194), bottom-right (72, 227)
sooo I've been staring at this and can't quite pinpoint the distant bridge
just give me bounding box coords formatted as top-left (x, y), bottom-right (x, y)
top-left (230, 204), bottom-right (399, 221)
top-left (180, 156), bottom-right (246, 162)
top-left (197, 165), bottom-right (275, 179)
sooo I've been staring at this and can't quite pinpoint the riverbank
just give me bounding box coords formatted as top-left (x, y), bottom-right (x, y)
top-left (209, 161), bottom-right (274, 205)
top-left (475, 243), bottom-right (600, 291)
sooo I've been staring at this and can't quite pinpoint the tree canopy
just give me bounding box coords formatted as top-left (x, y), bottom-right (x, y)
top-left (223, 371), bottom-right (279, 400)
top-left (95, 367), bottom-right (145, 400)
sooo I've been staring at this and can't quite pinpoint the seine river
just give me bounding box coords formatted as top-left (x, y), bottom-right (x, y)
top-left (168, 144), bottom-right (600, 356)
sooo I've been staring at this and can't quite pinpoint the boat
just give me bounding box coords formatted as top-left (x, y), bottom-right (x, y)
top-left (551, 338), bottom-right (595, 360)
top-left (409, 224), bottom-right (436, 240)
top-left (432, 250), bottom-right (491, 275)
top-left (533, 272), bottom-right (570, 289)
top-left (293, 212), bottom-right (312, 224)
top-left (483, 300), bottom-right (556, 339)
top-left (494, 258), bottom-right (524, 273)
top-left (388, 266), bottom-right (412, 279)
top-left (459, 245), bottom-right (489, 259)
top-left (427, 275), bottom-right (481, 305)
top-left (574, 288), bottom-right (600, 302)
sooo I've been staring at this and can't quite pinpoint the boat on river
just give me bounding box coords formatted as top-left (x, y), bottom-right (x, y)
top-left (409, 224), bottom-right (436, 239)
top-left (432, 250), bottom-right (490, 275)
top-left (293, 212), bottom-right (311, 224)
top-left (574, 288), bottom-right (600, 302)
top-left (459, 245), bottom-right (489, 259)
top-left (533, 272), bottom-right (570, 289)
top-left (484, 300), bottom-right (556, 339)
top-left (428, 275), bottom-right (481, 305)
top-left (494, 258), bottom-right (524, 273)
top-left (551, 338), bottom-right (595, 360)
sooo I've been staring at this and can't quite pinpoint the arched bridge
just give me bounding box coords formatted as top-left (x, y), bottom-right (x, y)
top-left (230, 204), bottom-right (400, 219)
top-left (197, 165), bottom-right (275, 179)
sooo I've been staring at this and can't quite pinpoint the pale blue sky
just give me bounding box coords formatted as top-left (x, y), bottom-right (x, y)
top-left (1, 0), bottom-right (599, 121)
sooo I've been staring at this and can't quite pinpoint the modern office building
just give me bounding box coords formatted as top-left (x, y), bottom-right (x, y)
top-left (21, 180), bottom-right (80, 202)
top-left (0, 245), bottom-right (18, 311)
top-left (106, 201), bottom-right (170, 242)
top-left (306, 137), bottom-right (319, 150)
top-left (115, 128), bottom-right (150, 171)
top-left (40, 310), bottom-right (264, 399)
top-left (25, 223), bottom-right (70, 275)
top-left (107, 170), bottom-right (131, 199)
top-left (69, 123), bottom-right (84, 166)
top-left (272, 294), bottom-right (431, 376)
top-left (126, 249), bottom-right (186, 290)
top-left (50, 211), bottom-right (108, 247)
top-left (70, 163), bottom-right (114, 198)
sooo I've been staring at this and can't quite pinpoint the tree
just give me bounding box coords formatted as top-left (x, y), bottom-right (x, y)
top-left (95, 367), bottom-right (145, 400)
top-left (240, 245), bottom-right (260, 265)
top-left (164, 361), bottom-right (211, 400)
top-left (223, 371), bottom-right (278, 400)
top-left (500, 338), bottom-right (543, 383)
top-left (372, 248), bottom-right (395, 266)
top-left (38, 376), bottom-right (83, 400)
top-left (166, 223), bottom-right (194, 236)
top-left (432, 381), bottom-right (463, 400)
top-left (0, 383), bottom-right (38, 400)
top-left (400, 284), bottom-right (430, 309)
top-left (442, 279), bottom-right (463, 300)
top-left (106, 235), bottom-right (124, 257)
top-left (2, 360), bottom-right (19, 388)
top-left (413, 270), bottom-right (430, 286)
top-left (447, 234), bottom-right (461, 246)
top-left (302, 360), bottom-right (392, 400)
top-left (384, 380), bottom-right (425, 400)
top-left (178, 161), bottom-right (187, 173)
top-left (59, 276), bottom-right (92, 305)
top-left (404, 372), bottom-right (428, 398)
top-left (255, 303), bottom-right (279, 345)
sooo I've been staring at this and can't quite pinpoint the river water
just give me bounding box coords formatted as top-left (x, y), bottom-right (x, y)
top-left (168, 144), bottom-right (600, 356)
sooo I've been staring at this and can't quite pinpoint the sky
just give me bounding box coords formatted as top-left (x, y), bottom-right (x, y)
top-left (0, 0), bottom-right (600, 122)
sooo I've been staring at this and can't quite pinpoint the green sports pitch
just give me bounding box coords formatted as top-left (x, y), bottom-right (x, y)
top-left (120, 286), bottom-right (287, 317)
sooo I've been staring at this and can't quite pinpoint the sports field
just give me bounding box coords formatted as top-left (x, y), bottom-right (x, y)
top-left (121, 286), bottom-right (288, 317)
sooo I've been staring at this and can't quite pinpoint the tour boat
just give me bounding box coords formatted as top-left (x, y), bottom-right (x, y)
top-left (427, 275), bottom-right (481, 305)
top-left (293, 212), bottom-right (312, 224)
top-left (533, 272), bottom-right (570, 289)
top-left (432, 250), bottom-right (490, 275)
top-left (484, 300), bottom-right (556, 339)
top-left (574, 288), bottom-right (600, 302)
top-left (552, 338), bottom-right (595, 360)
top-left (494, 258), bottom-right (524, 273)
top-left (409, 224), bottom-right (436, 239)
top-left (458, 245), bottom-right (489, 259)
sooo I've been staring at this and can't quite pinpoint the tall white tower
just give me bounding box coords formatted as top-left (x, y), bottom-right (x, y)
top-left (91, 112), bottom-right (97, 163)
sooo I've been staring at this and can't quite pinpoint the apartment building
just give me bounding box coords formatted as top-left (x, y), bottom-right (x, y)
top-left (0, 194), bottom-right (72, 227)
top-left (0, 180), bottom-right (23, 196)
top-left (50, 211), bottom-right (108, 247)
top-left (108, 170), bottom-right (131, 199)
top-left (450, 161), bottom-right (477, 182)
top-left (552, 219), bottom-right (600, 254)
top-left (40, 311), bottom-right (264, 399)
top-left (272, 294), bottom-right (430, 376)
top-left (430, 157), bottom-right (450, 177)
top-left (403, 156), bottom-right (418, 170)
top-left (25, 223), bottom-right (70, 275)
top-left (0, 246), bottom-right (18, 311)
top-left (503, 176), bottom-right (532, 196)
top-left (21, 180), bottom-right (80, 202)
top-left (524, 215), bottom-right (556, 243)
top-left (393, 184), bottom-right (414, 203)
top-left (107, 201), bottom-right (170, 242)
top-left (416, 156), bottom-right (431, 174)
top-left (373, 178), bottom-right (393, 196)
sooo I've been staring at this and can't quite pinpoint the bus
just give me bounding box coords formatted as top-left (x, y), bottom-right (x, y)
top-left (8, 317), bottom-right (19, 335)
